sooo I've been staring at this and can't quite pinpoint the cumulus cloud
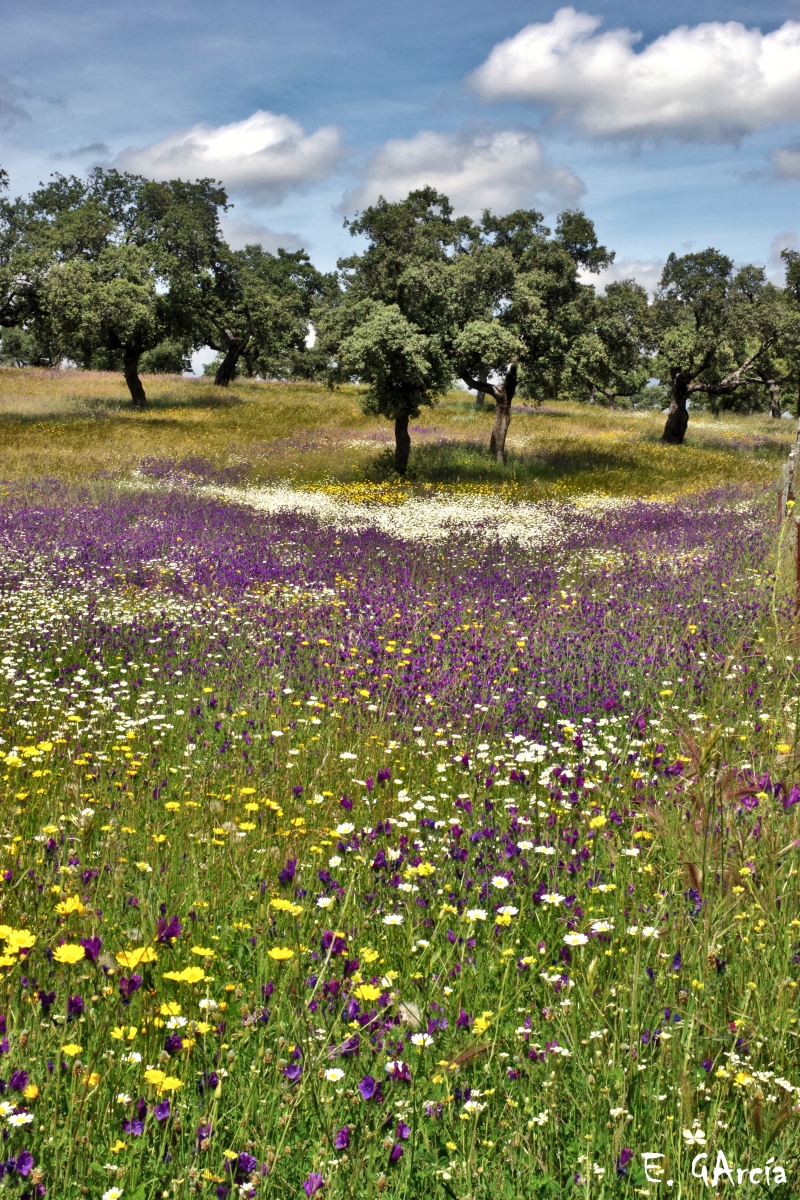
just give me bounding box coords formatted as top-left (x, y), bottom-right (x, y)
top-left (345, 127), bottom-right (584, 217)
top-left (469, 7), bottom-right (800, 142)
top-left (219, 215), bottom-right (304, 254)
top-left (770, 144), bottom-right (800, 179)
top-left (118, 110), bottom-right (345, 203)
top-left (580, 256), bottom-right (665, 296)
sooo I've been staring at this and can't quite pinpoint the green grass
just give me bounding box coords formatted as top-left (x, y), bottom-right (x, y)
top-left (0, 367), bottom-right (793, 497)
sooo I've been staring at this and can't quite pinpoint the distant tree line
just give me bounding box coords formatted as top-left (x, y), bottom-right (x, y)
top-left (2, 167), bottom-right (800, 471)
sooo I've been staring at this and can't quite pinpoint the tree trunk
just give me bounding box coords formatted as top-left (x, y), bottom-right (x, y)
top-left (394, 414), bottom-right (411, 475)
top-left (489, 364), bottom-right (517, 463)
top-left (661, 374), bottom-right (690, 444)
top-left (475, 371), bottom-right (487, 411)
top-left (214, 341), bottom-right (243, 387)
top-left (769, 380), bottom-right (781, 418)
top-left (123, 342), bottom-right (147, 409)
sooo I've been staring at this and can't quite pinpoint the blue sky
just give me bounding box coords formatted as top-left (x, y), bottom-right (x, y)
top-left (2, 0), bottom-right (800, 289)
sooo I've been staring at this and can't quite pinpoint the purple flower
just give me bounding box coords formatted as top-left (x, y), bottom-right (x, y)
top-left (617, 1148), bottom-right (633, 1176)
top-left (282, 1064), bottom-right (302, 1084)
top-left (396, 1121), bottom-right (410, 1140)
top-left (8, 1070), bottom-right (28, 1092)
top-left (333, 1126), bottom-right (350, 1150)
top-left (358, 1075), bottom-right (378, 1101)
top-left (79, 936), bottom-right (102, 963)
top-left (7, 1149), bottom-right (34, 1177)
top-left (156, 915), bottom-right (182, 944)
top-left (672, 950), bottom-right (682, 971)
top-left (67, 995), bottom-right (84, 1021)
top-left (303, 1172), bottom-right (325, 1196)
top-left (278, 858), bottom-right (297, 885)
top-left (122, 1119), bottom-right (145, 1136)
top-left (37, 990), bottom-right (56, 1013)
top-left (154, 1100), bottom-right (171, 1121)
top-left (118, 973), bottom-right (142, 1002)
top-left (389, 1143), bottom-right (404, 1164)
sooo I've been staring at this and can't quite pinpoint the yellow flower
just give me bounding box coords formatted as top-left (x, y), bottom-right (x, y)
top-left (157, 1076), bottom-right (183, 1092)
top-left (23, 1083), bottom-right (39, 1100)
top-left (191, 946), bottom-right (216, 958)
top-left (61, 1043), bottom-right (82, 1057)
top-left (115, 947), bottom-right (157, 969)
top-left (194, 1021), bottom-right (211, 1035)
top-left (237, 822), bottom-right (256, 832)
top-left (144, 1069), bottom-right (165, 1086)
top-left (53, 944), bottom-right (85, 965)
top-left (162, 966), bottom-right (205, 984)
top-left (111, 1026), bottom-right (137, 1041)
top-left (55, 896), bottom-right (85, 916)
top-left (110, 1140), bottom-right (127, 1155)
top-left (588, 815), bottom-right (607, 830)
top-left (164, 801), bottom-right (181, 812)
top-left (0, 956), bottom-right (17, 969)
top-left (85, 1072), bottom-right (101, 1087)
top-left (777, 743), bottom-right (792, 753)
top-left (360, 948), bottom-right (379, 963)
top-left (267, 947), bottom-right (294, 961)
top-left (5, 930), bottom-right (36, 951)
top-left (473, 1012), bottom-right (492, 1035)
top-left (160, 1002), bottom-right (182, 1016)
top-left (353, 984), bottom-right (382, 1002)
top-left (239, 787), bottom-right (256, 795)
top-left (135, 861), bottom-right (153, 873)
top-left (151, 834), bottom-right (166, 844)
top-left (270, 898), bottom-right (303, 916)
top-left (244, 802), bottom-right (259, 812)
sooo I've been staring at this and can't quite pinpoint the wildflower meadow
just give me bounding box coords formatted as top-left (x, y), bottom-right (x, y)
top-left (1, 385), bottom-right (800, 1200)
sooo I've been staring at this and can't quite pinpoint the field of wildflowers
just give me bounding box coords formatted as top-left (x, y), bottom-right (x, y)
top-left (2, 380), bottom-right (800, 1198)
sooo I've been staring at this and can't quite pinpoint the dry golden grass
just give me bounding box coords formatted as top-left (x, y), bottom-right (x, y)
top-left (0, 366), bottom-right (792, 496)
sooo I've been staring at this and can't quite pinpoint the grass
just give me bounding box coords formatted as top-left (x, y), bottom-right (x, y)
top-left (1, 367), bottom-right (800, 1198)
top-left (0, 367), bottom-right (793, 497)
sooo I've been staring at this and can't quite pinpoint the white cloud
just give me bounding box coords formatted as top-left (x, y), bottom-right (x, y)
top-left (220, 215), bottom-right (304, 254)
top-left (346, 127), bottom-right (583, 217)
top-left (469, 7), bottom-right (800, 142)
top-left (580, 256), bottom-right (665, 296)
top-left (770, 145), bottom-right (800, 179)
top-left (118, 110), bottom-right (344, 203)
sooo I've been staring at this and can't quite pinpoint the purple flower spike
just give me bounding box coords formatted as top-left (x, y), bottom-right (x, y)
top-left (80, 936), bottom-right (102, 963)
top-left (333, 1126), bottom-right (350, 1150)
top-left (303, 1172), bottom-right (325, 1196)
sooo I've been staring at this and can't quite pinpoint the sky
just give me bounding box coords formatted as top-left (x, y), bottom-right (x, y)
top-left (2, 0), bottom-right (800, 299)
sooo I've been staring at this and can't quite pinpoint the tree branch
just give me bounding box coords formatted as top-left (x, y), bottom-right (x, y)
top-left (459, 372), bottom-right (502, 402)
top-left (689, 338), bottom-right (775, 395)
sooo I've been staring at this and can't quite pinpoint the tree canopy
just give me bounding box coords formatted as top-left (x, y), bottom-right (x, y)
top-left (1, 166), bottom-right (800, 461)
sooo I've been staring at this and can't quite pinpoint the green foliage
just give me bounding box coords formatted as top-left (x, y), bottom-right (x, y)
top-left (139, 339), bottom-right (192, 375)
top-left (0, 324), bottom-right (60, 367)
top-left (207, 243), bottom-right (328, 384)
top-left (321, 188), bottom-right (473, 424)
top-left (23, 167), bottom-right (228, 402)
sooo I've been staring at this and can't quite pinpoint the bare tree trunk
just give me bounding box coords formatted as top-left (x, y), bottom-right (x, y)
top-left (489, 397), bottom-right (512, 462)
top-left (475, 370), bottom-right (487, 411)
top-left (214, 336), bottom-right (245, 387)
top-left (769, 380), bottom-right (781, 418)
top-left (123, 341), bottom-right (147, 409)
top-left (459, 364), bottom-right (518, 463)
top-left (489, 365), bottom-right (517, 463)
top-left (661, 373), bottom-right (690, 444)
top-left (394, 414), bottom-right (411, 475)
